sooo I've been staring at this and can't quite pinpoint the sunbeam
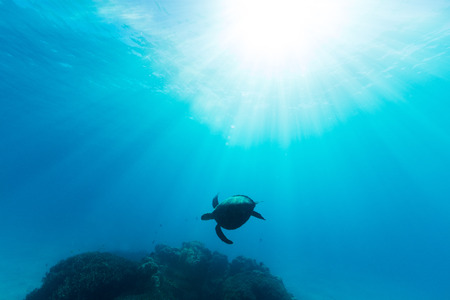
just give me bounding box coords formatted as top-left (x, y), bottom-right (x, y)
top-left (99, 0), bottom-right (450, 146)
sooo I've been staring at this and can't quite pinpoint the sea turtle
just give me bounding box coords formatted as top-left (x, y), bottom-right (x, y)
top-left (201, 194), bottom-right (265, 244)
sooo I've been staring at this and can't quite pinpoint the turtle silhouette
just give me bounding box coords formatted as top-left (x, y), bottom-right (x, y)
top-left (201, 194), bottom-right (265, 244)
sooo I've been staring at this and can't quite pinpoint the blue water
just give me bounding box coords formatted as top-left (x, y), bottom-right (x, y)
top-left (1, 0), bottom-right (450, 299)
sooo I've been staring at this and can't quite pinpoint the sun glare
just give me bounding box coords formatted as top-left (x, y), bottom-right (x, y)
top-left (104, 0), bottom-right (449, 146)
top-left (228, 0), bottom-right (346, 67)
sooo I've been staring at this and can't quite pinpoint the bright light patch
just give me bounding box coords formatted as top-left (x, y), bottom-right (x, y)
top-left (229, 0), bottom-right (346, 67)
top-left (100, 0), bottom-right (450, 146)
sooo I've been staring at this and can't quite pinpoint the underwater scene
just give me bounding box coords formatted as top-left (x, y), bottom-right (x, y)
top-left (1, 0), bottom-right (450, 299)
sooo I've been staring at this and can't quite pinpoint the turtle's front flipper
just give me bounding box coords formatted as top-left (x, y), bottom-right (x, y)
top-left (252, 211), bottom-right (265, 220)
top-left (201, 213), bottom-right (214, 220)
top-left (215, 224), bottom-right (233, 244)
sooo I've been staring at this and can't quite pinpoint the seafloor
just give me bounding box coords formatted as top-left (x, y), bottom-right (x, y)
top-left (25, 241), bottom-right (294, 300)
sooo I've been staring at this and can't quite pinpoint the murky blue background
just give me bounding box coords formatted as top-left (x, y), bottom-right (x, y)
top-left (1, 1), bottom-right (450, 299)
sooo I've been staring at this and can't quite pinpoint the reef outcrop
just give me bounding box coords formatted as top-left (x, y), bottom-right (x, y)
top-left (26, 241), bottom-right (294, 300)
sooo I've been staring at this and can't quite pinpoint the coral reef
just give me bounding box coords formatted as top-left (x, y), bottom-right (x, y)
top-left (26, 242), bottom-right (295, 300)
top-left (223, 271), bottom-right (293, 300)
top-left (25, 252), bottom-right (139, 300)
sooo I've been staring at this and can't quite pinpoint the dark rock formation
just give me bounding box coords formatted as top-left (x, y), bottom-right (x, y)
top-left (25, 252), bottom-right (139, 300)
top-left (223, 271), bottom-right (293, 300)
top-left (25, 242), bottom-right (295, 300)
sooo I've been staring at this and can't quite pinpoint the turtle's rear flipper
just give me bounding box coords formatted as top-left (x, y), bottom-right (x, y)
top-left (215, 224), bottom-right (233, 244)
top-left (252, 211), bottom-right (265, 220)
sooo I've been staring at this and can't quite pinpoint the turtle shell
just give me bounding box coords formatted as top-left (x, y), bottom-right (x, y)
top-left (213, 195), bottom-right (256, 230)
